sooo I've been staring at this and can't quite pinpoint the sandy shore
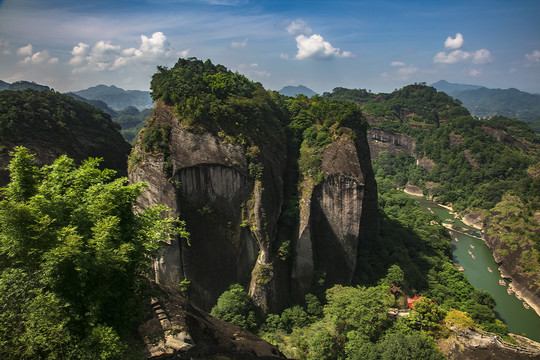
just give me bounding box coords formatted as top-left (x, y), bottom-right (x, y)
top-left (403, 185), bottom-right (423, 196)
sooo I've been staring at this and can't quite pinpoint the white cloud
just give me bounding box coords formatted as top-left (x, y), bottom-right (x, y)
top-left (434, 34), bottom-right (493, 66)
top-left (287, 19), bottom-right (312, 36)
top-left (390, 61), bottom-right (406, 67)
top-left (235, 63), bottom-right (270, 79)
top-left (230, 38), bottom-right (248, 48)
top-left (445, 33), bottom-right (464, 50)
top-left (69, 32), bottom-right (185, 73)
top-left (469, 69), bottom-right (481, 77)
top-left (472, 49), bottom-right (493, 64)
top-left (293, 34), bottom-right (352, 60)
top-left (397, 65), bottom-right (418, 77)
top-left (17, 44), bottom-right (33, 56)
top-left (19, 50), bottom-right (58, 65)
top-left (69, 43), bottom-right (90, 65)
top-left (284, 19), bottom-right (352, 60)
top-left (433, 49), bottom-right (471, 64)
top-left (525, 50), bottom-right (540, 64)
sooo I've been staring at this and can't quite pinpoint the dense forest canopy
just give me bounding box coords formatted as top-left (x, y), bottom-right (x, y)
top-left (0, 147), bottom-right (188, 359)
top-left (0, 89), bottom-right (121, 141)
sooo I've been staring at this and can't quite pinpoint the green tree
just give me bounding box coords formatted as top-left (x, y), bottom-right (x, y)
top-left (210, 284), bottom-right (258, 332)
top-left (0, 147), bottom-right (188, 359)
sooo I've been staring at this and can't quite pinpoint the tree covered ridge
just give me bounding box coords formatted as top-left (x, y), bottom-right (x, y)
top-left (0, 147), bottom-right (188, 359)
top-left (325, 83), bottom-right (540, 293)
top-left (0, 89), bottom-right (120, 140)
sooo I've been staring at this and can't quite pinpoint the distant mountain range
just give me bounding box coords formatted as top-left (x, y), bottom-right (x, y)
top-left (432, 80), bottom-right (540, 132)
top-left (72, 85), bottom-right (153, 111)
top-left (278, 85), bottom-right (317, 97)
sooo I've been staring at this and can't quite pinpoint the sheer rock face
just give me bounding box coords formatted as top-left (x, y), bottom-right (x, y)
top-left (292, 131), bottom-right (378, 301)
top-left (130, 101), bottom-right (378, 313)
top-left (367, 128), bottom-right (415, 159)
top-left (129, 101), bottom-right (287, 312)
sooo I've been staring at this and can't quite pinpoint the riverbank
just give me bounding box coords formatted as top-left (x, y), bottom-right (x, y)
top-left (498, 266), bottom-right (540, 318)
top-left (402, 188), bottom-right (540, 321)
top-left (402, 184), bottom-right (423, 197)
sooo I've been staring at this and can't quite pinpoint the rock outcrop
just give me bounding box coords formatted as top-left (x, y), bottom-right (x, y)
top-left (483, 214), bottom-right (540, 316)
top-left (292, 128), bottom-right (378, 301)
top-left (130, 100), bottom-right (287, 312)
top-left (367, 128), bottom-right (415, 159)
top-left (139, 283), bottom-right (285, 359)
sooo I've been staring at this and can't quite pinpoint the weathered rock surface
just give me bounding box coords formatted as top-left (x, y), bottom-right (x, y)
top-left (130, 101), bottom-right (287, 312)
top-left (139, 283), bottom-right (285, 359)
top-left (483, 213), bottom-right (540, 316)
top-left (367, 128), bottom-right (415, 159)
top-left (292, 129), bottom-right (378, 300)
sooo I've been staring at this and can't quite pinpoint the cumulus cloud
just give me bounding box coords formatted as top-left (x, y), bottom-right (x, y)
top-left (434, 34), bottom-right (493, 65)
top-left (525, 50), bottom-right (540, 64)
top-left (283, 19), bottom-right (352, 60)
top-left (287, 19), bottom-right (313, 37)
top-left (469, 69), bottom-right (481, 77)
top-left (434, 49), bottom-right (471, 64)
top-left (69, 43), bottom-right (90, 65)
top-left (19, 49), bottom-right (59, 65)
top-left (472, 49), bottom-right (493, 64)
top-left (17, 44), bottom-right (33, 56)
top-left (294, 34), bottom-right (351, 60)
top-left (383, 61), bottom-right (418, 80)
top-left (230, 38), bottom-right (248, 48)
top-left (235, 63), bottom-right (270, 79)
top-left (69, 32), bottom-right (185, 73)
top-left (445, 33), bottom-right (464, 50)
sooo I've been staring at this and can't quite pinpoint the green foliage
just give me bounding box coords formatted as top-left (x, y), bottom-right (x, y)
top-left (0, 148), bottom-right (188, 359)
top-left (0, 89), bottom-right (120, 140)
top-left (210, 284), bottom-right (258, 332)
top-left (370, 332), bottom-right (445, 360)
top-left (286, 96), bottom-right (367, 183)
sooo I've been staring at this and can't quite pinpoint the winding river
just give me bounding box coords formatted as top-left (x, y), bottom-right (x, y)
top-left (409, 194), bottom-right (540, 342)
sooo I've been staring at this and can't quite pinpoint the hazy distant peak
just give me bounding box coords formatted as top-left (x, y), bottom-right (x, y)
top-left (431, 80), bottom-right (484, 96)
top-left (278, 85), bottom-right (317, 97)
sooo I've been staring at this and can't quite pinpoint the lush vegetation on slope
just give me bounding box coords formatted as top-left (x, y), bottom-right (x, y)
top-left (211, 175), bottom-right (507, 358)
top-left (325, 83), bottom-right (540, 294)
top-left (0, 89), bottom-right (121, 141)
top-left (0, 147), bottom-right (188, 359)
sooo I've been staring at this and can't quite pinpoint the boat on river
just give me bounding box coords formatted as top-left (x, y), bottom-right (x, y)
top-left (507, 287), bottom-right (514, 295)
top-left (472, 255), bottom-right (476, 259)
top-left (470, 244), bottom-right (475, 249)
top-left (455, 237), bottom-right (459, 242)
top-left (499, 279), bottom-right (507, 286)
top-left (468, 250), bottom-right (472, 255)
top-left (516, 293), bottom-right (523, 300)
top-left (524, 302), bottom-right (530, 309)
top-left (488, 267), bottom-right (493, 272)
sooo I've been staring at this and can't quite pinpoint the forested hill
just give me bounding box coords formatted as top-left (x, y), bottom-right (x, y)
top-left (0, 89), bottom-right (131, 181)
top-left (73, 84), bottom-right (153, 111)
top-left (431, 80), bottom-right (540, 133)
top-left (325, 83), bottom-right (540, 312)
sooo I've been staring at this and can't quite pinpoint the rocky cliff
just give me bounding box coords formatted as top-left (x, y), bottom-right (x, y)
top-left (483, 202), bottom-right (540, 315)
top-left (130, 100), bottom-right (288, 312)
top-left (291, 127), bottom-right (378, 301)
top-left (129, 58), bottom-right (379, 314)
top-left (367, 128), bottom-right (415, 159)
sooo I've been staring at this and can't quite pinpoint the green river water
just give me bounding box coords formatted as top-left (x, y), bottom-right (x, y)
top-left (410, 194), bottom-right (540, 342)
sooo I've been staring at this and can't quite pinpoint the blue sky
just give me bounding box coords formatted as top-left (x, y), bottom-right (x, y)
top-left (1, 0), bottom-right (539, 94)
